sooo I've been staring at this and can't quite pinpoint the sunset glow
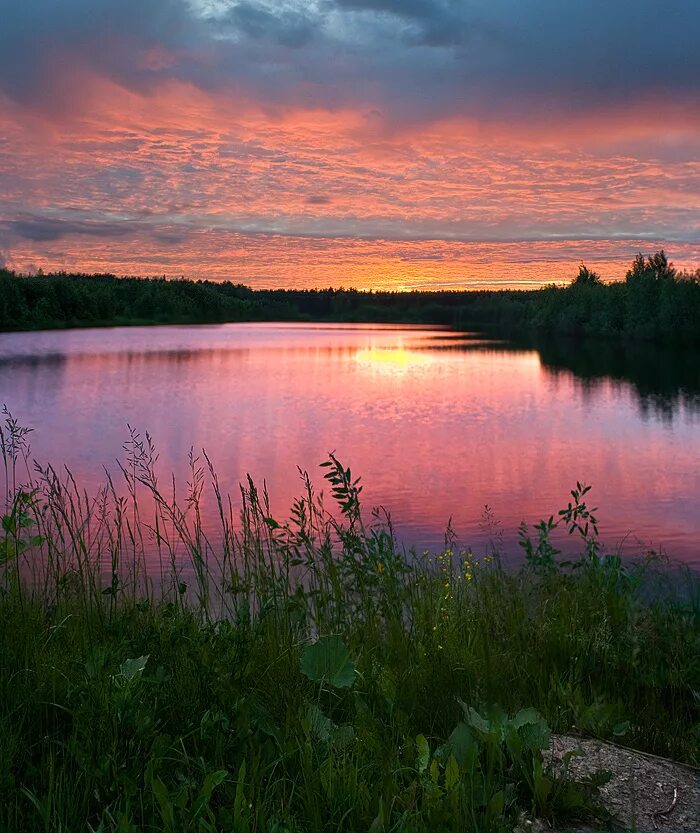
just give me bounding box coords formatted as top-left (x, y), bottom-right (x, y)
top-left (355, 346), bottom-right (433, 372)
top-left (2, 2), bottom-right (700, 287)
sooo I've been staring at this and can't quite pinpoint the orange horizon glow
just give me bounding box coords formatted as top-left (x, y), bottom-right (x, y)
top-left (2, 57), bottom-right (700, 289)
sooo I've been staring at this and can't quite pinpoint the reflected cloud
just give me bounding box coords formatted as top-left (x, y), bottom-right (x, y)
top-left (1, 322), bottom-right (698, 563)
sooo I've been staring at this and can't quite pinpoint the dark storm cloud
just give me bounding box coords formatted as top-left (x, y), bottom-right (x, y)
top-left (1, 0), bottom-right (700, 123)
top-left (331, 0), bottom-right (438, 20)
top-left (0, 0), bottom-right (207, 119)
top-left (0, 213), bottom-right (191, 245)
top-left (223, 2), bottom-right (317, 47)
top-left (2, 214), bottom-right (143, 242)
top-left (330, 0), bottom-right (487, 47)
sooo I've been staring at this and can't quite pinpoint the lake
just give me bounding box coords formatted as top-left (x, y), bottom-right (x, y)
top-left (1, 322), bottom-right (698, 565)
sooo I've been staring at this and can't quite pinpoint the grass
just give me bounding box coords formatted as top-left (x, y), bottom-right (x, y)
top-left (1, 411), bottom-right (699, 832)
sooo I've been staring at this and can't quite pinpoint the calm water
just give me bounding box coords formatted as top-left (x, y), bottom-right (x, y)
top-left (1, 322), bottom-right (699, 565)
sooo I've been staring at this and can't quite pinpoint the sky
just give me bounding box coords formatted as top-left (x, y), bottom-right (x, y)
top-left (1, 0), bottom-right (700, 289)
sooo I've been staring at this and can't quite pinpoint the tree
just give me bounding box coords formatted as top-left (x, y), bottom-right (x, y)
top-left (626, 250), bottom-right (675, 283)
top-left (572, 263), bottom-right (602, 286)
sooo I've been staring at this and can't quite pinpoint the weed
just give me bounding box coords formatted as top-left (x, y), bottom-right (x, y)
top-left (0, 412), bottom-right (698, 832)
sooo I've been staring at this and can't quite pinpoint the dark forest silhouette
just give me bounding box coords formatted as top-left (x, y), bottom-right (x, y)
top-left (2, 251), bottom-right (699, 344)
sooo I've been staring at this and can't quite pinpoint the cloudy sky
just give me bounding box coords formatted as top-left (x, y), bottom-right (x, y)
top-left (1, 0), bottom-right (700, 288)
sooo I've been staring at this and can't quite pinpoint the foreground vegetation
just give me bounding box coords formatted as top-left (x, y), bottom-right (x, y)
top-left (2, 251), bottom-right (700, 345)
top-left (1, 413), bottom-right (699, 832)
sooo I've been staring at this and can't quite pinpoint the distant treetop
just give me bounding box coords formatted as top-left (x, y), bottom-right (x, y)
top-left (572, 264), bottom-right (602, 287)
top-left (626, 250), bottom-right (676, 283)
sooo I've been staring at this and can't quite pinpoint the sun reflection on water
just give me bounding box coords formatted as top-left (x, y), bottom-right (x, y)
top-left (354, 346), bottom-right (434, 373)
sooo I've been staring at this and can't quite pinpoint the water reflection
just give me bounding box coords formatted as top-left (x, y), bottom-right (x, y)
top-left (0, 323), bottom-right (698, 564)
top-left (423, 335), bottom-right (700, 424)
top-left (535, 337), bottom-right (700, 423)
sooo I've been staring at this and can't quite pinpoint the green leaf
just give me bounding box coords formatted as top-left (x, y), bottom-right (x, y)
top-left (151, 778), bottom-right (175, 831)
top-left (199, 769), bottom-right (228, 802)
top-left (510, 707), bottom-right (551, 750)
top-left (331, 723), bottom-right (355, 749)
top-left (613, 720), bottom-right (631, 737)
top-left (416, 734), bottom-right (430, 773)
top-left (561, 748), bottom-right (585, 771)
top-left (120, 655), bottom-right (149, 681)
top-left (444, 754), bottom-right (460, 791)
top-left (429, 759), bottom-right (440, 785)
top-left (300, 636), bottom-right (355, 688)
top-left (487, 790), bottom-right (505, 817)
top-left (368, 797), bottom-right (385, 833)
top-left (233, 759), bottom-right (250, 832)
top-left (462, 704), bottom-right (491, 736)
top-left (0, 541), bottom-right (18, 564)
top-left (305, 703), bottom-right (333, 743)
top-left (445, 722), bottom-right (477, 767)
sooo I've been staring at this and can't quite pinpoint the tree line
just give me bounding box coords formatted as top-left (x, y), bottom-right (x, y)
top-left (1, 251), bottom-right (699, 344)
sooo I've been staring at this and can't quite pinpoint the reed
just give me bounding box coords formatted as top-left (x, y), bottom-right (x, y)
top-left (1, 411), bottom-right (698, 832)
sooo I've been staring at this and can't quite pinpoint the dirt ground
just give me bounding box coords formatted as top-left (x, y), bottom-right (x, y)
top-left (530, 734), bottom-right (700, 833)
